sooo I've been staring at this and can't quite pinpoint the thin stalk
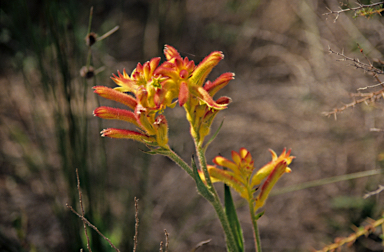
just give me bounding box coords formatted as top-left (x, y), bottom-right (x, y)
top-left (194, 138), bottom-right (239, 252)
top-left (195, 141), bottom-right (214, 190)
top-left (86, 7), bottom-right (93, 67)
top-left (164, 147), bottom-right (194, 178)
top-left (249, 201), bottom-right (262, 252)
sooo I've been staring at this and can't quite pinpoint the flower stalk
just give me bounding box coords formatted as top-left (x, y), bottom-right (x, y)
top-left (249, 200), bottom-right (262, 252)
top-left (194, 138), bottom-right (240, 252)
top-left (93, 45), bottom-right (294, 252)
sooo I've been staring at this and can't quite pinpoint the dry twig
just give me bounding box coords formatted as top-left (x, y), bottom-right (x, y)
top-left (133, 197), bottom-right (139, 252)
top-left (159, 241), bottom-right (164, 252)
top-left (189, 239), bottom-right (212, 252)
top-left (66, 169), bottom-right (120, 252)
top-left (328, 46), bottom-right (384, 75)
top-left (323, 1), bottom-right (384, 22)
top-left (76, 169), bottom-right (92, 252)
top-left (66, 204), bottom-right (121, 252)
top-left (322, 88), bottom-right (384, 118)
top-left (164, 230), bottom-right (169, 252)
top-left (364, 185), bottom-right (384, 199)
top-left (316, 216), bottom-right (384, 252)
top-left (323, 47), bottom-right (384, 118)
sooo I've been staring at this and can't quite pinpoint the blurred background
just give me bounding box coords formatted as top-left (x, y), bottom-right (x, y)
top-left (1, 0), bottom-right (384, 251)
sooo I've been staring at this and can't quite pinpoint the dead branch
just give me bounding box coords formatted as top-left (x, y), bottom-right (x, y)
top-left (66, 204), bottom-right (121, 252)
top-left (322, 88), bottom-right (384, 118)
top-left (323, 1), bottom-right (384, 22)
top-left (133, 197), bottom-right (139, 252)
top-left (363, 185), bottom-right (384, 199)
top-left (164, 230), bottom-right (169, 252)
top-left (67, 169), bottom-right (120, 252)
top-left (328, 46), bottom-right (384, 75)
top-left (75, 169), bottom-right (92, 252)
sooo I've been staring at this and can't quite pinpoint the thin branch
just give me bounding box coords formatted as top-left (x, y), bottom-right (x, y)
top-left (316, 216), bottom-right (384, 251)
top-left (66, 204), bottom-right (121, 252)
top-left (328, 46), bottom-right (384, 75)
top-left (357, 82), bottom-right (384, 91)
top-left (75, 169), bottom-right (92, 252)
top-left (164, 230), bottom-right (169, 252)
top-left (363, 185), bottom-right (384, 199)
top-left (159, 241), bottom-right (164, 252)
top-left (133, 197), bottom-right (139, 252)
top-left (370, 128), bottom-right (384, 132)
top-left (189, 239), bottom-right (212, 252)
top-left (323, 88), bottom-right (384, 118)
top-left (323, 2), bottom-right (384, 22)
top-left (97, 26), bottom-right (120, 42)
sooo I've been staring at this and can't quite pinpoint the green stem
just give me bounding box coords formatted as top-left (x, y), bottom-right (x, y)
top-left (163, 147), bottom-right (194, 178)
top-left (249, 201), bottom-right (262, 252)
top-left (194, 138), bottom-right (239, 252)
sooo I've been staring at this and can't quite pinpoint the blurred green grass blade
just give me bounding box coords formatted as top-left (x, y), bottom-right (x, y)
top-left (203, 119), bottom-right (224, 150)
top-left (224, 184), bottom-right (244, 252)
top-left (272, 169), bottom-right (384, 196)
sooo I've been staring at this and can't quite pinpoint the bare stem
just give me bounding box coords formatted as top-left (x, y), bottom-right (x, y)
top-left (133, 197), bottom-right (139, 252)
top-left (76, 169), bottom-right (92, 252)
top-left (66, 204), bottom-right (121, 252)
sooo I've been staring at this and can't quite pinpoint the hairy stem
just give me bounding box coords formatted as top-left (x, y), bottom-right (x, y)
top-left (194, 138), bottom-right (239, 252)
top-left (249, 201), bottom-right (262, 252)
top-left (164, 147), bottom-right (194, 178)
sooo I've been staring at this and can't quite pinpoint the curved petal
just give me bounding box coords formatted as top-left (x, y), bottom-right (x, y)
top-left (231, 150), bottom-right (242, 166)
top-left (208, 167), bottom-right (247, 198)
top-left (164, 44), bottom-right (181, 60)
top-left (111, 69), bottom-right (137, 93)
top-left (269, 149), bottom-right (278, 161)
top-left (204, 72), bottom-right (235, 97)
top-left (213, 156), bottom-right (238, 171)
top-left (194, 87), bottom-right (228, 110)
top-left (190, 51), bottom-right (224, 87)
top-left (254, 160), bottom-right (289, 210)
top-left (93, 86), bottom-right (137, 110)
top-left (149, 57), bottom-right (161, 76)
top-left (93, 106), bottom-right (141, 128)
top-left (100, 128), bottom-right (156, 144)
top-left (251, 149), bottom-right (294, 188)
top-left (178, 81), bottom-right (189, 106)
top-left (198, 165), bottom-right (221, 184)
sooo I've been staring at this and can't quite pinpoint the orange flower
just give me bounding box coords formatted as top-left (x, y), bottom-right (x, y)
top-left (157, 45), bottom-right (232, 110)
top-left (93, 85), bottom-right (169, 147)
top-left (156, 45), bottom-right (234, 144)
top-left (110, 57), bottom-right (174, 111)
top-left (93, 45), bottom-right (234, 147)
top-left (203, 148), bottom-right (294, 211)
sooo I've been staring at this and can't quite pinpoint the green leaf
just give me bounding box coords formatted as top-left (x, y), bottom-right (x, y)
top-left (192, 155), bottom-right (215, 202)
top-left (224, 184), bottom-right (244, 252)
top-left (203, 119), bottom-right (224, 150)
top-left (254, 211), bottom-right (264, 220)
top-left (141, 146), bottom-right (171, 155)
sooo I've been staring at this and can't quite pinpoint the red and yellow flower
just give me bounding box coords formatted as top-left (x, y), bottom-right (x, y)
top-left (157, 45), bottom-right (234, 144)
top-left (93, 45), bottom-right (234, 147)
top-left (200, 148), bottom-right (294, 212)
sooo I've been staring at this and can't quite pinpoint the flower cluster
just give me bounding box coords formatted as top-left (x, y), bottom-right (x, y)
top-left (93, 45), bottom-right (234, 147)
top-left (201, 148), bottom-right (294, 211)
